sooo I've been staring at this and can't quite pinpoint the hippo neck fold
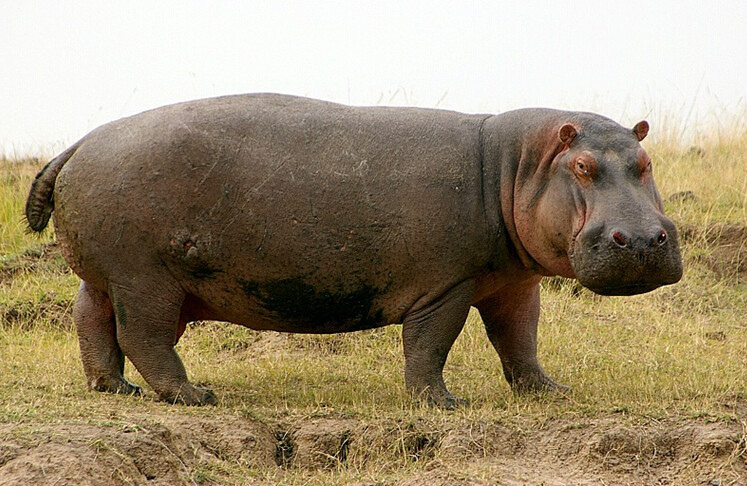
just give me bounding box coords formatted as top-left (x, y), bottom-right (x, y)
top-left (480, 109), bottom-right (572, 276)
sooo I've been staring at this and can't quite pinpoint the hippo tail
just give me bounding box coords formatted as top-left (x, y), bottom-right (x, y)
top-left (25, 141), bottom-right (80, 233)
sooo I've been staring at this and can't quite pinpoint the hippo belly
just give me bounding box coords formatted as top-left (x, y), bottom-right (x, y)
top-left (52, 94), bottom-right (489, 337)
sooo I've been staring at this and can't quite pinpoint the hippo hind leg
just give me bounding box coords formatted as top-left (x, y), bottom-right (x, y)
top-left (73, 281), bottom-right (141, 396)
top-left (109, 277), bottom-right (216, 406)
top-left (402, 280), bottom-right (474, 409)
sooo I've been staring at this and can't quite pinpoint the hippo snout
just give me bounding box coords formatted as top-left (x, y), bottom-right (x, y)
top-left (609, 227), bottom-right (669, 249)
top-left (571, 216), bottom-right (683, 296)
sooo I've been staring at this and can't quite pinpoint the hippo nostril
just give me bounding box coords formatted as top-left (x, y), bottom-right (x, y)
top-left (656, 230), bottom-right (668, 246)
top-left (611, 231), bottom-right (628, 248)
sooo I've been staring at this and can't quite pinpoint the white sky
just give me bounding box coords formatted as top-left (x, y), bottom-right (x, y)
top-left (2, 1), bottom-right (745, 156)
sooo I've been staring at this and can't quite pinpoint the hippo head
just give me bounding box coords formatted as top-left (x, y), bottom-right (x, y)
top-left (511, 112), bottom-right (682, 296)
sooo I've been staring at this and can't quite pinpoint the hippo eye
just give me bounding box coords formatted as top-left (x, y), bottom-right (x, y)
top-left (576, 160), bottom-right (588, 175)
top-left (569, 153), bottom-right (597, 183)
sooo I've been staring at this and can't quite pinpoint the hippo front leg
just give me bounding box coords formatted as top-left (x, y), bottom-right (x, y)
top-left (475, 279), bottom-right (569, 394)
top-left (402, 280), bottom-right (473, 409)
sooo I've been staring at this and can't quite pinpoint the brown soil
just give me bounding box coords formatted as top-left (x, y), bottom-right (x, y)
top-left (0, 242), bottom-right (67, 285)
top-left (679, 223), bottom-right (747, 282)
top-left (0, 414), bottom-right (743, 485)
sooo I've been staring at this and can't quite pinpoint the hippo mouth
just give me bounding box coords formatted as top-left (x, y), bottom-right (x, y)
top-left (585, 282), bottom-right (664, 296)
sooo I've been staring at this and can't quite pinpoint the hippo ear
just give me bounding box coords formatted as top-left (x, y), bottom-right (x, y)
top-left (633, 120), bottom-right (649, 141)
top-left (558, 123), bottom-right (578, 146)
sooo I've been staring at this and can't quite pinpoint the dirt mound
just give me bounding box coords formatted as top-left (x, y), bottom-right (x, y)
top-left (0, 415), bottom-right (743, 485)
top-left (0, 417), bottom-right (278, 486)
top-left (0, 299), bottom-right (73, 330)
top-left (0, 242), bottom-right (74, 330)
top-left (679, 223), bottom-right (747, 281)
top-left (432, 418), bottom-right (745, 485)
top-left (0, 242), bottom-right (68, 285)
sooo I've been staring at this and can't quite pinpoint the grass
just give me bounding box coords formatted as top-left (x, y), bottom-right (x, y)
top-left (654, 122), bottom-right (747, 225)
top-left (0, 128), bottom-right (745, 484)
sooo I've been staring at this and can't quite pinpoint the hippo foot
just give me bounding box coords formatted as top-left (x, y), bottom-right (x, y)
top-left (420, 390), bottom-right (470, 410)
top-left (160, 384), bottom-right (217, 406)
top-left (433, 395), bottom-right (470, 410)
top-left (511, 374), bottom-right (571, 395)
top-left (89, 375), bottom-right (143, 396)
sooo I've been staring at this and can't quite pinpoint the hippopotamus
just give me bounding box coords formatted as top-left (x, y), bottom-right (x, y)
top-left (26, 94), bottom-right (682, 407)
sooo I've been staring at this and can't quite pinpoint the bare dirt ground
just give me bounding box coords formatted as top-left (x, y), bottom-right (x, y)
top-left (0, 413), bottom-right (745, 485)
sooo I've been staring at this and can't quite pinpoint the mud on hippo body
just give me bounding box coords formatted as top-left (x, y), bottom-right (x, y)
top-left (26, 94), bottom-right (682, 406)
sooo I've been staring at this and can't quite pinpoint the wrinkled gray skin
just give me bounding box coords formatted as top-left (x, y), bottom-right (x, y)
top-left (26, 94), bottom-right (682, 407)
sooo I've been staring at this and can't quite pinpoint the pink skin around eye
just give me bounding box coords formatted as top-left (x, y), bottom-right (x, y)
top-left (570, 152), bottom-right (597, 183)
top-left (638, 149), bottom-right (651, 177)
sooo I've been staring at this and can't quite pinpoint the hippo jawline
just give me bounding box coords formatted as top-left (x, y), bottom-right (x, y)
top-left (583, 281), bottom-right (665, 297)
top-left (577, 266), bottom-right (682, 296)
